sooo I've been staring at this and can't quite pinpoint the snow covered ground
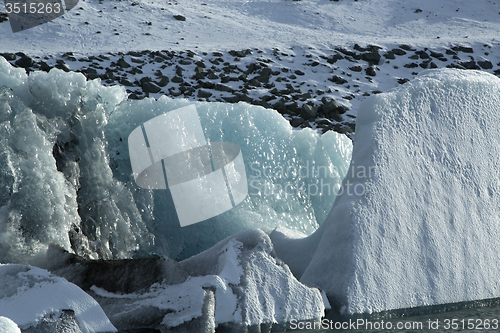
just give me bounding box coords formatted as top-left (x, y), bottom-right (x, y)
top-left (2, 0), bottom-right (500, 134)
top-left (2, 0), bottom-right (500, 55)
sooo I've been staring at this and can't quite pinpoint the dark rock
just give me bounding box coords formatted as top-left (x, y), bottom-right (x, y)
top-left (1, 53), bottom-right (16, 61)
top-left (214, 84), bottom-right (233, 92)
top-left (255, 67), bottom-right (273, 83)
top-left (336, 105), bottom-right (348, 114)
top-left (404, 63), bottom-right (419, 68)
top-left (398, 78), bottom-right (410, 84)
top-left (452, 45), bottom-right (473, 53)
top-left (15, 56), bottom-right (34, 68)
top-left (173, 15), bottom-right (186, 21)
top-left (294, 70), bottom-right (305, 76)
top-left (329, 112), bottom-right (343, 122)
top-left (142, 81), bottom-right (161, 94)
top-left (120, 78), bottom-right (134, 86)
top-left (430, 62), bottom-right (438, 69)
top-left (349, 66), bottom-right (363, 72)
top-left (198, 90), bottom-right (212, 98)
top-left (157, 76), bottom-right (170, 87)
top-left (430, 51), bottom-right (444, 58)
top-left (391, 48), bottom-right (407, 56)
top-left (175, 65), bottom-right (183, 76)
top-left (362, 52), bottom-right (381, 65)
top-left (272, 100), bottom-right (287, 114)
top-left (39, 61), bottom-right (52, 72)
top-left (102, 70), bottom-right (116, 80)
top-left (131, 57), bottom-right (145, 64)
top-left (46, 245), bottom-right (188, 294)
top-left (399, 44), bottom-right (415, 51)
top-left (383, 52), bottom-right (395, 60)
top-left (222, 95), bottom-right (239, 103)
top-left (416, 51), bottom-right (430, 59)
top-left (478, 61), bottom-right (493, 69)
top-left (336, 47), bottom-right (361, 60)
top-left (327, 53), bottom-right (344, 64)
top-left (285, 102), bottom-right (299, 114)
top-left (248, 78), bottom-right (262, 87)
top-left (207, 72), bottom-right (218, 80)
top-left (171, 76), bottom-right (183, 83)
top-left (179, 59), bottom-right (191, 65)
top-left (419, 62), bottom-right (429, 69)
top-left (365, 67), bottom-right (376, 76)
top-left (195, 60), bottom-right (206, 68)
top-left (291, 117), bottom-right (305, 127)
top-left (128, 51), bottom-right (143, 57)
top-left (300, 104), bottom-right (317, 119)
top-left (246, 62), bottom-right (259, 74)
top-left (128, 67), bottom-right (143, 75)
top-left (328, 75), bottom-right (348, 85)
top-left (409, 55), bottom-right (419, 60)
top-left (0, 13), bottom-right (8, 23)
top-left (460, 60), bottom-right (480, 70)
top-left (322, 100), bottom-right (340, 114)
top-left (55, 61), bottom-right (71, 72)
top-left (236, 94), bottom-right (252, 103)
top-left (316, 119), bottom-right (333, 130)
top-left (199, 81), bottom-right (215, 89)
top-left (117, 58), bottom-right (131, 68)
top-left (229, 50), bottom-right (246, 58)
top-left (446, 63), bottom-right (466, 70)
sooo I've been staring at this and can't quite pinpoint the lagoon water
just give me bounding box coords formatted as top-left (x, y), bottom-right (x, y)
top-left (287, 304), bottom-right (500, 333)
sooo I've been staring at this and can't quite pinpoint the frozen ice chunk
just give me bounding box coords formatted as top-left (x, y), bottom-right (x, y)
top-left (0, 264), bottom-right (116, 332)
top-left (0, 317), bottom-right (21, 333)
top-left (0, 57), bottom-right (351, 263)
top-left (301, 69), bottom-right (500, 314)
top-left (89, 229), bottom-right (325, 331)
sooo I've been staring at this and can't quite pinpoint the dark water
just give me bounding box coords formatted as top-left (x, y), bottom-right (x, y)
top-left (287, 302), bottom-right (500, 333)
top-left (117, 301), bottom-right (500, 332)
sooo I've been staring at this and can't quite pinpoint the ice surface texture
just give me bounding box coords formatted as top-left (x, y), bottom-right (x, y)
top-left (0, 57), bottom-right (351, 262)
top-left (0, 317), bottom-right (21, 333)
top-left (0, 264), bottom-right (116, 332)
top-left (301, 69), bottom-right (500, 314)
top-left (89, 229), bottom-right (325, 330)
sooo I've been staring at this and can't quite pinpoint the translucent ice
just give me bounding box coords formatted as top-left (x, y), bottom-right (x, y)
top-left (301, 69), bottom-right (500, 314)
top-left (0, 57), bottom-right (351, 262)
top-left (0, 317), bottom-right (21, 333)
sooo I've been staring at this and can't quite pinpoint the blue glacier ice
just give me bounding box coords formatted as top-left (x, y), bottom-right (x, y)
top-left (0, 56), bottom-right (351, 263)
top-left (299, 69), bottom-right (500, 314)
top-left (0, 56), bottom-right (347, 330)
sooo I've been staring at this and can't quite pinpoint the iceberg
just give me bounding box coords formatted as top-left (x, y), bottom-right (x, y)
top-left (43, 229), bottom-right (326, 331)
top-left (0, 56), bottom-right (351, 263)
top-left (300, 69), bottom-right (500, 314)
top-left (0, 317), bottom-right (21, 333)
top-left (0, 264), bottom-right (116, 332)
top-left (0, 56), bottom-right (349, 329)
